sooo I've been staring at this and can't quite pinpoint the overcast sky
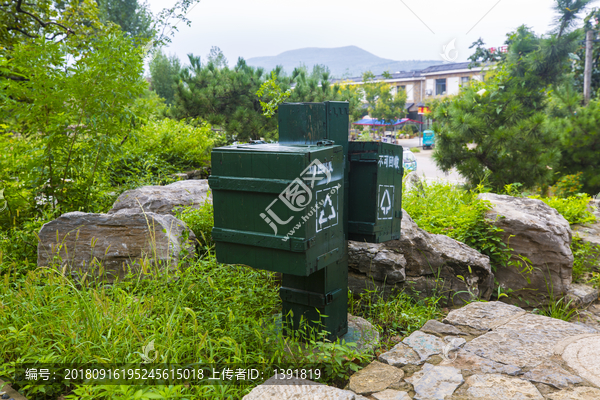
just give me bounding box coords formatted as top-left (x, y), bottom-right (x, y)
top-left (146, 0), bottom-right (587, 65)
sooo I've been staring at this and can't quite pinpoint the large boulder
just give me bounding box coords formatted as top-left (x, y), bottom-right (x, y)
top-left (37, 211), bottom-right (196, 280)
top-left (109, 180), bottom-right (211, 215)
top-left (478, 193), bottom-right (573, 306)
top-left (348, 210), bottom-right (494, 304)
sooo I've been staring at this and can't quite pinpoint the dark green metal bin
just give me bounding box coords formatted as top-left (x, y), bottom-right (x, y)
top-left (209, 143), bottom-right (345, 276)
top-left (348, 141), bottom-right (404, 243)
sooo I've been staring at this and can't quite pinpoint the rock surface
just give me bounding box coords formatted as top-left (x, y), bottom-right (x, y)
top-left (462, 312), bottom-right (597, 368)
top-left (560, 334), bottom-right (600, 387)
top-left (401, 331), bottom-right (444, 362)
top-left (348, 210), bottom-right (494, 304)
top-left (372, 389), bottom-right (411, 400)
top-left (566, 283), bottom-right (599, 307)
top-left (546, 386), bottom-right (600, 400)
top-left (378, 343), bottom-right (422, 367)
top-left (443, 301), bottom-right (525, 331)
top-left (478, 193), bottom-right (573, 306)
top-left (406, 363), bottom-right (464, 400)
top-left (109, 179), bottom-right (211, 215)
top-left (347, 361), bottom-right (404, 395)
top-left (420, 319), bottom-right (467, 336)
top-left (242, 376), bottom-right (359, 400)
top-left (457, 374), bottom-right (544, 399)
top-left (522, 360), bottom-right (583, 389)
top-left (37, 211), bottom-right (196, 279)
top-left (572, 199), bottom-right (600, 248)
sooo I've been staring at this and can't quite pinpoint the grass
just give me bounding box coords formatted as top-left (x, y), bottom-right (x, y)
top-left (0, 252), bottom-right (376, 400)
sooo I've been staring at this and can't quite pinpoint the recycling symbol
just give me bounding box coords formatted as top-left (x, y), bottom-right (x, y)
top-left (377, 185), bottom-right (394, 220)
top-left (319, 194), bottom-right (337, 226)
top-left (380, 189), bottom-right (392, 215)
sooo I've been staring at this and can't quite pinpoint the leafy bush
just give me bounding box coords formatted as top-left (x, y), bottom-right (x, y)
top-left (571, 235), bottom-right (600, 281)
top-left (410, 147), bottom-right (421, 153)
top-left (402, 179), bottom-right (510, 270)
top-left (176, 194), bottom-right (214, 249)
top-left (529, 194), bottom-right (596, 225)
top-left (553, 172), bottom-right (584, 198)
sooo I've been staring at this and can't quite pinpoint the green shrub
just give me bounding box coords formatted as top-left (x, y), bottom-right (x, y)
top-left (410, 147), bottom-right (421, 153)
top-left (529, 194), bottom-right (596, 225)
top-left (176, 194), bottom-right (214, 250)
top-left (402, 179), bottom-right (510, 270)
top-left (571, 235), bottom-right (600, 281)
top-left (553, 172), bottom-right (584, 198)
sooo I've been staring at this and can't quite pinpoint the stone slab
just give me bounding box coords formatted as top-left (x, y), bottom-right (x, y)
top-left (420, 319), bottom-right (467, 336)
top-left (561, 335), bottom-right (600, 388)
top-left (406, 363), bottom-right (464, 400)
top-left (347, 361), bottom-right (404, 395)
top-left (442, 349), bottom-right (521, 375)
top-left (566, 284), bottom-right (599, 307)
top-left (378, 343), bottom-right (422, 367)
top-left (546, 386), bottom-right (600, 400)
top-left (443, 301), bottom-right (526, 331)
top-left (462, 313), bottom-right (597, 368)
top-left (522, 360), bottom-right (583, 389)
top-left (242, 376), bottom-right (357, 400)
top-left (402, 330), bottom-right (444, 361)
top-left (371, 389), bottom-right (411, 400)
top-left (460, 374), bottom-right (544, 399)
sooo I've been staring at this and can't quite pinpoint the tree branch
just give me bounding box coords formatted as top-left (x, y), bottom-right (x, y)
top-left (14, 0), bottom-right (75, 35)
top-left (7, 26), bottom-right (38, 38)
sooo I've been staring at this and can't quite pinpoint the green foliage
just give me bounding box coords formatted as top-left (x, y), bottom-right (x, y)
top-left (97, 0), bottom-right (154, 39)
top-left (432, 25), bottom-right (578, 192)
top-left (571, 235), bottom-right (600, 280)
top-left (402, 179), bottom-right (510, 270)
top-left (349, 289), bottom-right (441, 345)
top-left (534, 296), bottom-right (577, 321)
top-left (256, 72), bottom-right (291, 118)
top-left (529, 194), bottom-right (596, 224)
top-left (149, 50), bottom-right (182, 105)
top-left (171, 57), bottom-right (277, 141)
top-left (361, 71), bottom-right (407, 123)
top-left (176, 195), bottom-right (215, 249)
top-left (548, 91), bottom-right (600, 195)
top-left (1, 24), bottom-right (147, 224)
top-left (410, 147), bottom-right (421, 153)
top-left (554, 172), bottom-right (585, 198)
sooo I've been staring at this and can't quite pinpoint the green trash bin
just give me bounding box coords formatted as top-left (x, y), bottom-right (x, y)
top-left (348, 141), bottom-right (404, 243)
top-left (209, 142), bottom-right (345, 276)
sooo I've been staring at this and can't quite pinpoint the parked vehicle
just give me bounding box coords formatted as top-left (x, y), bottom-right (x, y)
top-left (423, 130), bottom-right (435, 149)
top-left (403, 148), bottom-right (417, 172)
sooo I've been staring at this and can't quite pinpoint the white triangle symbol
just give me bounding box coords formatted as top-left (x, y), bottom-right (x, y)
top-left (381, 189), bottom-right (392, 215)
top-left (319, 194), bottom-right (336, 225)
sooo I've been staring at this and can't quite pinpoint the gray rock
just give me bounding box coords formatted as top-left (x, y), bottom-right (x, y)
top-left (340, 314), bottom-right (380, 353)
top-left (444, 336), bottom-right (466, 347)
top-left (372, 389), bottom-right (411, 400)
top-left (546, 386), bottom-right (600, 400)
top-left (523, 360), bottom-right (583, 389)
top-left (478, 193), bottom-right (573, 306)
top-left (566, 283), bottom-right (599, 307)
top-left (348, 242), bottom-right (406, 284)
top-left (242, 376), bottom-right (358, 400)
top-left (109, 179), bottom-right (211, 215)
top-left (420, 319), bottom-right (467, 336)
top-left (445, 349), bottom-right (521, 375)
top-left (37, 212), bottom-right (196, 280)
top-left (402, 330), bottom-right (444, 361)
top-left (463, 313), bottom-right (597, 368)
top-left (378, 343), bottom-right (422, 367)
top-left (443, 301), bottom-right (526, 331)
top-left (461, 374), bottom-right (544, 399)
top-left (347, 361), bottom-right (404, 395)
top-left (404, 171), bottom-right (424, 193)
top-left (407, 363), bottom-right (464, 400)
top-left (561, 334), bottom-right (600, 388)
top-left (348, 210), bottom-right (494, 304)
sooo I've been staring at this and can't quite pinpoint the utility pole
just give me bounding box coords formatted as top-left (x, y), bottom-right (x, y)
top-left (584, 29), bottom-right (594, 105)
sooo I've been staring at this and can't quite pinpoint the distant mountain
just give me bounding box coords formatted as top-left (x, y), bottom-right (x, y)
top-left (246, 46), bottom-right (443, 79)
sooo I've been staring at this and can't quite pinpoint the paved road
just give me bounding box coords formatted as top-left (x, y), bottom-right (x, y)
top-left (396, 138), bottom-right (464, 184)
